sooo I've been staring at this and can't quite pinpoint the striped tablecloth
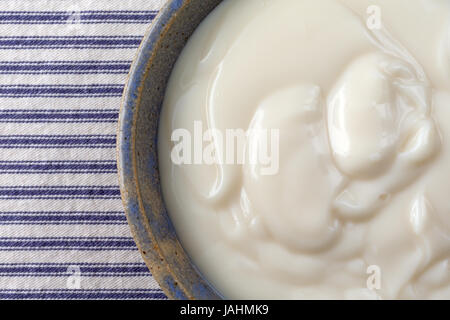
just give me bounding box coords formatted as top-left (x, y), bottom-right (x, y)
top-left (0, 0), bottom-right (167, 300)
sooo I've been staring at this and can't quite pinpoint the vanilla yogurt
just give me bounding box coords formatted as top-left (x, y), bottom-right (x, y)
top-left (158, 0), bottom-right (450, 299)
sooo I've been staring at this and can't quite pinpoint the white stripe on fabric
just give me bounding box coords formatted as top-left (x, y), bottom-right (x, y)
top-left (0, 97), bottom-right (121, 111)
top-left (0, 24), bottom-right (152, 37)
top-left (0, 224), bottom-right (133, 238)
top-left (0, 175), bottom-right (120, 187)
top-left (0, 123), bottom-right (118, 135)
top-left (0, 199), bottom-right (125, 214)
top-left (0, 277), bottom-right (159, 291)
top-left (0, 0), bottom-right (166, 12)
top-left (0, 50), bottom-right (139, 63)
top-left (0, 250), bottom-right (146, 264)
top-left (0, 75), bottom-right (128, 86)
top-left (0, 149), bottom-right (117, 161)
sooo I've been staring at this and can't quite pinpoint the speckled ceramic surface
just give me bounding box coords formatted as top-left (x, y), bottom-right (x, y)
top-left (118, 0), bottom-right (224, 300)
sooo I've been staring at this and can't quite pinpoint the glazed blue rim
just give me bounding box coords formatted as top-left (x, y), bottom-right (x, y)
top-left (118, 0), bottom-right (223, 300)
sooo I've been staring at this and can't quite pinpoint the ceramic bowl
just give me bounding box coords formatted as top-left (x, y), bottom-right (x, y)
top-left (117, 0), bottom-right (224, 300)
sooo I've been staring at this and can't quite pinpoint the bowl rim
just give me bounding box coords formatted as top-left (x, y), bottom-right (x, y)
top-left (117, 0), bottom-right (196, 300)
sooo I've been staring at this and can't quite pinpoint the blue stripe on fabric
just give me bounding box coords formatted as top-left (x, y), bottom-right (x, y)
top-left (0, 84), bottom-right (124, 98)
top-left (0, 135), bottom-right (116, 148)
top-left (0, 36), bottom-right (142, 49)
top-left (0, 109), bottom-right (119, 123)
top-left (0, 61), bottom-right (131, 74)
top-left (0, 186), bottom-right (120, 200)
top-left (0, 237), bottom-right (136, 251)
top-left (0, 160), bottom-right (117, 174)
top-left (0, 211), bottom-right (126, 225)
top-left (0, 263), bottom-right (149, 276)
top-left (0, 11), bottom-right (157, 24)
top-left (0, 289), bottom-right (166, 300)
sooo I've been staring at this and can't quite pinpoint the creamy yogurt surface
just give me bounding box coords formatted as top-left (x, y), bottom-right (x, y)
top-left (158, 0), bottom-right (450, 299)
